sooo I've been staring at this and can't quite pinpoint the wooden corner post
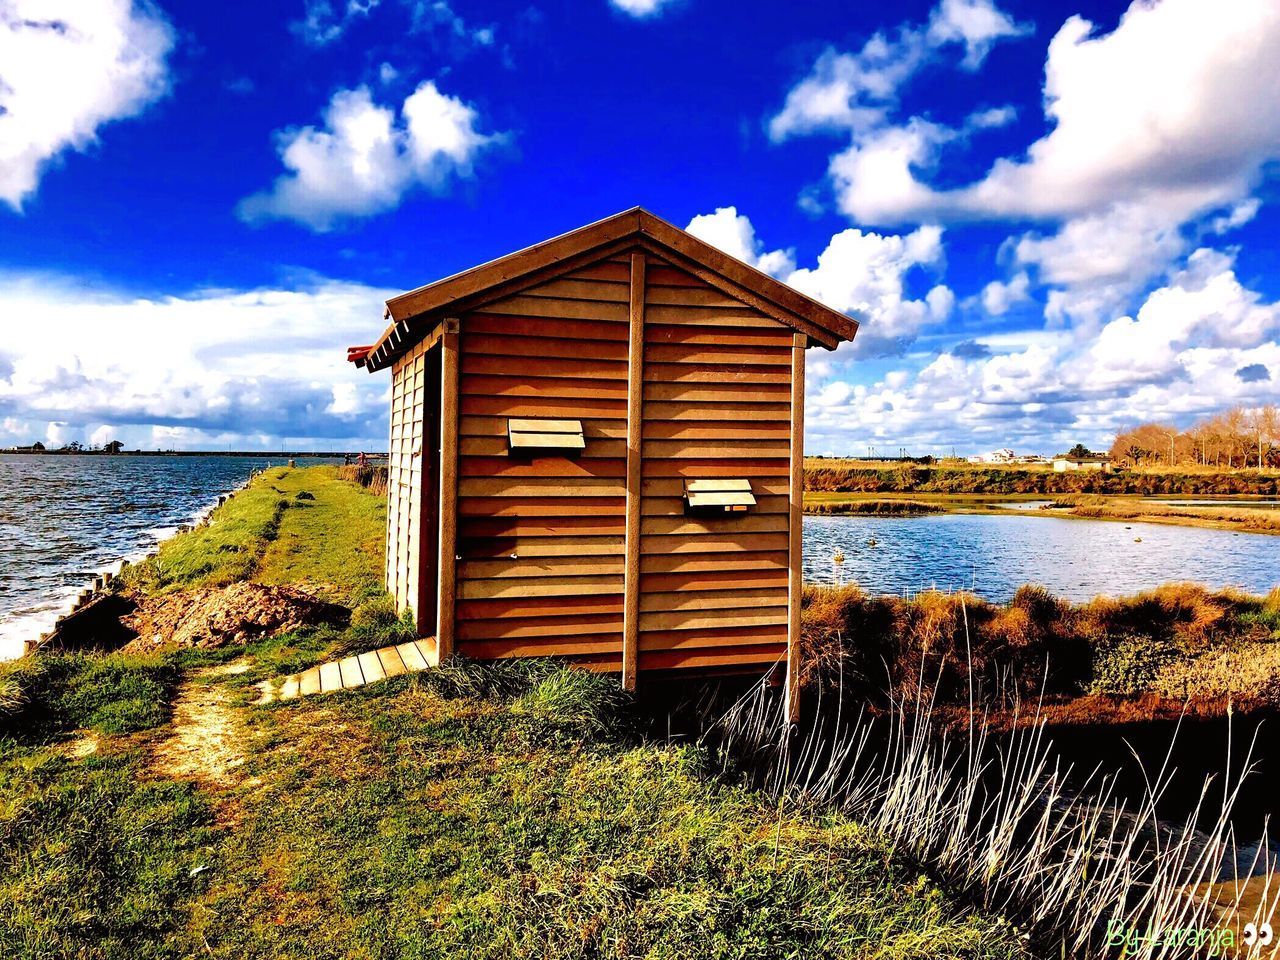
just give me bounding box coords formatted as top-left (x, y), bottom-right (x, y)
top-left (622, 252), bottom-right (647, 691)
top-left (786, 333), bottom-right (806, 724)
top-left (436, 318), bottom-right (461, 664)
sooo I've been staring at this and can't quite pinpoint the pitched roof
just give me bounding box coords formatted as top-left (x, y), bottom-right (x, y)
top-left (352, 207), bottom-right (859, 372)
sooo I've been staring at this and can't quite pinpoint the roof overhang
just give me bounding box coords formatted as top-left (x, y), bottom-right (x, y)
top-left (349, 207), bottom-right (860, 373)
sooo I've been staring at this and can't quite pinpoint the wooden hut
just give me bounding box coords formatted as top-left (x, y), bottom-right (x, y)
top-left (348, 208), bottom-right (857, 717)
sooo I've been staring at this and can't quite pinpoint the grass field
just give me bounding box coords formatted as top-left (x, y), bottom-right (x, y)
top-left (804, 460), bottom-right (1280, 497)
top-left (1045, 495), bottom-right (1280, 535)
top-left (118, 466), bottom-right (385, 602)
top-left (0, 466), bottom-right (1027, 960)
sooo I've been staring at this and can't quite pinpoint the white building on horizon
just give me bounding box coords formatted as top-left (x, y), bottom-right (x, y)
top-left (966, 448), bottom-right (1047, 465)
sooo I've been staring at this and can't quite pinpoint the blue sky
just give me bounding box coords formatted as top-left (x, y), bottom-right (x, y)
top-left (1, 0), bottom-right (1278, 456)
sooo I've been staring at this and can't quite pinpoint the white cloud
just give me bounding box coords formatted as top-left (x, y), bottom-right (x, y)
top-left (687, 208), bottom-right (953, 358)
top-left (803, 247), bottom-right (1280, 455)
top-left (1085, 248), bottom-right (1280, 390)
top-left (238, 81), bottom-right (501, 231)
top-left (822, 0), bottom-right (1280, 227)
top-left (768, 0), bottom-right (1026, 142)
top-left (1211, 198), bottom-right (1261, 235)
top-left (979, 271), bottom-right (1030, 315)
top-left (1013, 203), bottom-right (1189, 324)
top-left (778, 0), bottom-right (1280, 334)
top-left (610, 0), bottom-right (678, 18)
top-left (961, 0), bottom-right (1280, 222)
top-left (685, 207), bottom-right (795, 276)
top-left (0, 273), bottom-right (397, 450)
top-left (291, 0), bottom-right (381, 46)
top-left (786, 224), bottom-right (952, 356)
top-left (926, 0), bottom-right (1031, 69)
top-left (292, 1), bottom-right (495, 51)
top-left (407, 1), bottom-right (496, 49)
top-left (769, 39), bottom-right (927, 142)
top-left (827, 119), bottom-right (954, 223)
top-left (0, 0), bottom-right (174, 210)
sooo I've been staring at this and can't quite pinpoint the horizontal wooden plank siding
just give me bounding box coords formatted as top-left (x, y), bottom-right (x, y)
top-left (454, 260), bottom-right (628, 662)
top-left (637, 254), bottom-right (791, 672)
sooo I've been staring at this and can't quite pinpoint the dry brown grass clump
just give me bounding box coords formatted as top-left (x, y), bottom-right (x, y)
top-left (337, 463), bottom-right (388, 496)
top-left (801, 581), bottom-right (1280, 710)
top-left (800, 583), bottom-right (1087, 706)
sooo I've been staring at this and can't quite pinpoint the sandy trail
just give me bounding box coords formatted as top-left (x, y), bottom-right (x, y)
top-left (152, 660), bottom-right (252, 790)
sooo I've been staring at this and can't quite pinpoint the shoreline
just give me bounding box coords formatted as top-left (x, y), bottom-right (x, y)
top-left (1, 470), bottom-right (264, 661)
top-left (0, 450), bottom-right (385, 458)
top-left (804, 491), bottom-right (1280, 534)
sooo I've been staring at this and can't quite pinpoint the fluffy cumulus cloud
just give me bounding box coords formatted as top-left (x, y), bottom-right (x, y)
top-left (805, 248), bottom-right (1280, 455)
top-left (769, 0), bottom-right (1026, 142)
top-left (238, 80), bottom-right (502, 231)
top-left (979, 272), bottom-right (1030, 316)
top-left (610, 0), bottom-right (679, 18)
top-left (786, 226), bottom-right (953, 357)
top-left (760, 0), bottom-right (1280, 456)
top-left (0, 0), bottom-right (174, 210)
top-left (926, 0), bottom-right (1031, 69)
top-left (780, 0), bottom-right (1280, 324)
top-left (687, 209), bottom-right (952, 358)
top-left (685, 207), bottom-right (795, 277)
top-left (808, 0), bottom-right (1280, 224)
top-left (0, 274), bottom-right (397, 450)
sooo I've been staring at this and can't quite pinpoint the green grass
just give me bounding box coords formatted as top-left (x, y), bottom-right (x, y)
top-left (0, 466), bottom-right (1029, 959)
top-left (118, 466), bottom-right (385, 604)
top-left (192, 667), bottom-right (1025, 960)
top-left (0, 651), bottom-right (181, 740)
top-left (0, 651), bottom-right (218, 959)
top-left (0, 649), bottom-right (1026, 959)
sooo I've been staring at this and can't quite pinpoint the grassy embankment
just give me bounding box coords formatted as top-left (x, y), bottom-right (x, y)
top-left (0, 466), bottom-right (1025, 960)
top-left (1041, 494), bottom-right (1280, 535)
top-left (804, 461), bottom-right (1280, 532)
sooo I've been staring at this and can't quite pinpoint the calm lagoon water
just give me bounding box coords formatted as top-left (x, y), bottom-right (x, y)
top-left (803, 512), bottom-right (1280, 602)
top-left (0, 455), bottom-right (334, 660)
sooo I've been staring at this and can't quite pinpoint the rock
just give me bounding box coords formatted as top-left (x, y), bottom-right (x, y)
top-left (123, 583), bottom-right (348, 651)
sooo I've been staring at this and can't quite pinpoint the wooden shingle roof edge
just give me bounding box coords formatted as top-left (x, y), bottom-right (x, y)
top-left (352, 207), bottom-right (860, 372)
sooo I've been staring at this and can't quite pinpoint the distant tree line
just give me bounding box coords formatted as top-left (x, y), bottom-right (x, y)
top-left (1110, 405), bottom-right (1280, 468)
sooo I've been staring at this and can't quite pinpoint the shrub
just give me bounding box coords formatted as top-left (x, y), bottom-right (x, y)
top-left (1089, 634), bottom-right (1180, 696)
top-left (515, 666), bottom-right (634, 740)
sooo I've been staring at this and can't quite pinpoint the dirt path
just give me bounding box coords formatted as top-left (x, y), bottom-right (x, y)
top-left (152, 661), bottom-right (252, 791)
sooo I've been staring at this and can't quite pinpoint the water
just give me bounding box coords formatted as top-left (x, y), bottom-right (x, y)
top-left (803, 512), bottom-right (1280, 601)
top-left (5, 457), bottom-right (1280, 660)
top-left (0, 455), bottom-right (334, 659)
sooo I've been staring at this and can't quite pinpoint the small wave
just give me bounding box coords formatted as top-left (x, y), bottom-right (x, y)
top-left (0, 456), bottom-right (292, 661)
top-left (0, 586), bottom-right (84, 660)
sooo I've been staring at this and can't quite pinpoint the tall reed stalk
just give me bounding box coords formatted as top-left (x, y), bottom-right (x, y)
top-left (698, 647), bottom-right (1278, 958)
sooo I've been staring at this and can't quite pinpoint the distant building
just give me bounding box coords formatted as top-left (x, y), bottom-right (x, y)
top-left (967, 448), bottom-right (1046, 465)
top-left (1053, 455), bottom-right (1113, 473)
top-left (968, 448), bottom-right (1016, 464)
